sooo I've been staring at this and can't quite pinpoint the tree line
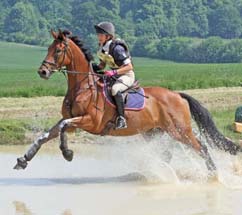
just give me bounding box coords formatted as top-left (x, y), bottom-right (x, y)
top-left (1, 0), bottom-right (242, 63)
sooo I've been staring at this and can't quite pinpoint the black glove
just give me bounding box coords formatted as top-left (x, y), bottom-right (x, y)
top-left (92, 63), bottom-right (101, 72)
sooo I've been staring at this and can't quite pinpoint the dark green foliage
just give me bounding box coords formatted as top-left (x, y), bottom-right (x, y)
top-left (208, 4), bottom-right (242, 39)
top-left (177, 0), bottom-right (209, 37)
top-left (4, 2), bottom-right (39, 44)
top-left (2, 0), bottom-right (242, 62)
top-left (235, 106), bottom-right (242, 123)
top-left (140, 37), bottom-right (242, 63)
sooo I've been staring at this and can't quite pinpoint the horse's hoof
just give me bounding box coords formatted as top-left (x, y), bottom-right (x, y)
top-left (207, 171), bottom-right (218, 182)
top-left (13, 157), bottom-right (28, 170)
top-left (62, 149), bottom-right (73, 161)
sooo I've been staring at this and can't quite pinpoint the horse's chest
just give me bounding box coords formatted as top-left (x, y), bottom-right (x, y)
top-left (62, 95), bottom-right (89, 117)
top-left (71, 96), bottom-right (90, 116)
top-left (71, 103), bottom-right (86, 116)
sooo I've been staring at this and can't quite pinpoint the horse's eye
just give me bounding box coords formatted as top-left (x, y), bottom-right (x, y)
top-left (56, 49), bottom-right (62, 54)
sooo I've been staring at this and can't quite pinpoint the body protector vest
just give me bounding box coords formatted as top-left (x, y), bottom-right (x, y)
top-left (97, 39), bottom-right (131, 69)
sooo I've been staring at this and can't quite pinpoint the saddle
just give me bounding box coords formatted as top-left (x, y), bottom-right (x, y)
top-left (99, 77), bottom-right (145, 111)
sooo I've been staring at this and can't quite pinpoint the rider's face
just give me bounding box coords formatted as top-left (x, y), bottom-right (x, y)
top-left (97, 33), bottom-right (110, 45)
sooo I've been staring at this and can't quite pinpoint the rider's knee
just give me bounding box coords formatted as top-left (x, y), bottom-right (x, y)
top-left (111, 86), bottom-right (119, 96)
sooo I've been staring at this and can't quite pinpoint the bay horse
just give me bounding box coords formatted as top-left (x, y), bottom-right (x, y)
top-left (14, 30), bottom-right (242, 174)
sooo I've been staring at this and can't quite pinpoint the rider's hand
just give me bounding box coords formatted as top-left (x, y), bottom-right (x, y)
top-left (104, 70), bottom-right (117, 77)
top-left (92, 63), bottom-right (101, 72)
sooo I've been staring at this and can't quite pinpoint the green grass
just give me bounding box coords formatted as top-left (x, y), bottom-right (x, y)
top-left (0, 41), bottom-right (66, 97)
top-left (1, 109), bottom-right (241, 145)
top-left (212, 109), bottom-right (242, 142)
top-left (133, 57), bottom-right (242, 90)
top-left (0, 118), bottom-right (59, 145)
top-left (0, 119), bottom-right (29, 145)
top-left (1, 42), bottom-right (242, 97)
top-left (1, 41), bottom-right (242, 144)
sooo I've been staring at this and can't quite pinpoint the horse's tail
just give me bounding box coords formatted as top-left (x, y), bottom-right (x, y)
top-left (179, 92), bottom-right (241, 155)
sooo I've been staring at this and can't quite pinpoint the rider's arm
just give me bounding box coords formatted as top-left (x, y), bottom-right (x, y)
top-left (98, 60), bottom-right (106, 70)
top-left (92, 60), bottom-right (106, 73)
top-left (116, 63), bottom-right (133, 75)
top-left (112, 45), bottom-right (133, 75)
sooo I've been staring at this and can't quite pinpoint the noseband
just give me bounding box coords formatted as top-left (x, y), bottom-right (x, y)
top-left (41, 39), bottom-right (69, 72)
top-left (48, 39), bottom-right (100, 85)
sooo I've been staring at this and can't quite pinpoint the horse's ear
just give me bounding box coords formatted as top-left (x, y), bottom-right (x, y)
top-left (50, 29), bottom-right (58, 39)
top-left (58, 29), bottom-right (66, 41)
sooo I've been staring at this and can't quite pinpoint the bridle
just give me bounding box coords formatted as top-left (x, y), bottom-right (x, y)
top-left (40, 38), bottom-right (95, 85)
top-left (41, 37), bottom-right (102, 111)
top-left (41, 39), bottom-right (69, 73)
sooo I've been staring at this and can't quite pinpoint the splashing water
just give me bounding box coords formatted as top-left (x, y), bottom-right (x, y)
top-left (1, 129), bottom-right (242, 189)
top-left (88, 132), bottom-right (242, 188)
top-left (60, 132), bottom-right (242, 188)
top-left (16, 103), bottom-right (242, 188)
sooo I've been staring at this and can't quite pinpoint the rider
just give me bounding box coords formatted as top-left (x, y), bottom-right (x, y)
top-left (93, 21), bottom-right (135, 129)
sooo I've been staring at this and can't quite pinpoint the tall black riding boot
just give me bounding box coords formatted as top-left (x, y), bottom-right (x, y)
top-left (114, 91), bottom-right (127, 129)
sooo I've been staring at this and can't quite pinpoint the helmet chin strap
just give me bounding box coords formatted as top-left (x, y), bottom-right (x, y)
top-left (103, 37), bottom-right (112, 46)
top-left (104, 34), bottom-right (113, 44)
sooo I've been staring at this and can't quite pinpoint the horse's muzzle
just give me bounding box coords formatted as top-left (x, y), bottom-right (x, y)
top-left (38, 68), bottom-right (51, 80)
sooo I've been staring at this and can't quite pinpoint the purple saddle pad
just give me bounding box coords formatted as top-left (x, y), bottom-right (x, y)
top-left (103, 88), bottom-right (145, 111)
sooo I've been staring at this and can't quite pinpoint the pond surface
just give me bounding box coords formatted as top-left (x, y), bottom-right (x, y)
top-left (1, 135), bottom-right (242, 215)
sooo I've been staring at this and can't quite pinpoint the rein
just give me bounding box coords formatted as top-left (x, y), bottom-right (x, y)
top-left (59, 68), bottom-right (102, 77)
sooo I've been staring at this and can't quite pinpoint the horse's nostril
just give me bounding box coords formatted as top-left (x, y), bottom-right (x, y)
top-left (41, 70), bottom-right (47, 76)
top-left (38, 69), bottom-right (50, 79)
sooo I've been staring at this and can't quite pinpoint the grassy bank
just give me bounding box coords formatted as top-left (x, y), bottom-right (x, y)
top-left (1, 89), bottom-right (242, 145)
top-left (1, 42), bottom-right (242, 97)
top-left (0, 107), bottom-right (241, 145)
top-left (212, 109), bottom-right (241, 141)
top-left (0, 118), bottom-right (58, 145)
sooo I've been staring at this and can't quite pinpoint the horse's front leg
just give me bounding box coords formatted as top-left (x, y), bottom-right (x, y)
top-left (13, 119), bottom-right (64, 170)
top-left (59, 115), bottom-right (93, 162)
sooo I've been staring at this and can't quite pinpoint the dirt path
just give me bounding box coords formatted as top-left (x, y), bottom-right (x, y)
top-left (181, 87), bottom-right (242, 110)
top-left (0, 96), bottom-right (62, 120)
top-left (1, 87), bottom-right (242, 120)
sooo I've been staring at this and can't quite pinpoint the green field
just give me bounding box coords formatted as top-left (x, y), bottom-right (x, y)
top-left (1, 41), bottom-right (242, 97)
top-left (0, 41), bottom-right (66, 97)
top-left (134, 58), bottom-right (242, 90)
top-left (1, 41), bottom-right (242, 144)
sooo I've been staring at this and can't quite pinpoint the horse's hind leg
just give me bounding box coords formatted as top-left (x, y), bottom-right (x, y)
top-left (185, 132), bottom-right (216, 172)
top-left (199, 143), bottom-right (216, 172)
top-left (163, 99), bottom-right (217, 174)
top-left (13, 120), bottom-right (63, 170)
top-left (142, 128), bottom-right (163, 141)
top-left (167, 123), bottom-right (216, 173)
top-left (143, 128), bottom-right (173, 163)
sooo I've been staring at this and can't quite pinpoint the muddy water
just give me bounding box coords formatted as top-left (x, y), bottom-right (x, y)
top-left (1, 134), bottom-right (242, 215)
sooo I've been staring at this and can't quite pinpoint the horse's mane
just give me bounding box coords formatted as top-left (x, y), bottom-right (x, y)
top-left (60, 30), bottom-right (94, 62)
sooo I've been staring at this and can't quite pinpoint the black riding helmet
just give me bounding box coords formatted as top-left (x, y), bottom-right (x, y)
top-left (94, 22), bottom-right (115, 37)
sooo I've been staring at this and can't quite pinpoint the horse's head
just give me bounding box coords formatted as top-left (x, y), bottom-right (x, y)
top-left (38, 29), bottom-right (72, 80)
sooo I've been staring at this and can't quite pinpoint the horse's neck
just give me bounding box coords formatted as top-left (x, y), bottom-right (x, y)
top-left (66, 65), bottom-right (89, 88)
top-left (66, 45), bottom-right (90, 98)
